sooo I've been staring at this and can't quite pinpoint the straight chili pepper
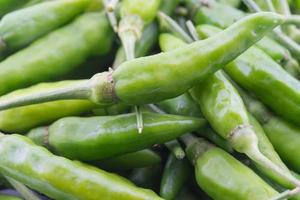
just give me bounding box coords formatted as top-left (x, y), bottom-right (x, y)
top-left (0, 12), bottom-right (284, 111)
top-left (0, 133), bottom-right (163, 200)
top-left (0, 0), bottom-right (91, 54)
top-left (27, 112), bottom-right (205, 161)
top-left (0, 81), bottom-right (97, 133)
top-left (160, 154), bottom-right (191, 200)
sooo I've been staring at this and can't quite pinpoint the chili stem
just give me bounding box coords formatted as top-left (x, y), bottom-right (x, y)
top-left (5, 176), bottom-right (41, 200)
top-left (118, 16), bottom-right (144, 133)
top-left (186, 20), bottom-right (200, 41)
top-left (158, 11), bottom-right (193, 43)
top-left (165, 140), bottom-right (186, 160)
top-left (103, 0), bottom-right (119, 32)
top-left (270, 187), bottom-right (300, 200)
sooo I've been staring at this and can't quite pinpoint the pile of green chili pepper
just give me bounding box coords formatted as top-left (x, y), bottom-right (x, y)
top-left (2, 0), bottom-right (300, 199)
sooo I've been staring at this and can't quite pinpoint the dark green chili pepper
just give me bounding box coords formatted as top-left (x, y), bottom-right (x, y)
top-left (129, 165), bottom-right (163, 192)
top-left (174, 187), bottom-right (200, 200)
top-left (94, 149), bottom-right (161, 171)
top-left (0, 81), bottom-right (97, 133)
top-left (27, 112), bottom-right (205, 161)
top-left (0, 12), bottom-right (112, 96)
top-left (0, 0), bottom-right (29, 17)
top-left (0, 0), bottom-right (91, 54)
top-left (160, 154), bottom-right (191, 200)
top-left (0, 12), bottom-right (284, 110)
top-left (0, 134), bottom-right (163, 200)
top-left (197, 23), bottom-right (300, 129)
top-left (183, 135), bottom-right (279, 200)
top-left (263, 117), bottom-right (300, 174)
top-left (159, 0), bottom-right (181, 16)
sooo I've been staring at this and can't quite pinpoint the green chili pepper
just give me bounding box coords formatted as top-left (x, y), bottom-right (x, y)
top-left (0, 81), bottom-right (97, 133)
top-left (190, 69), bottom-right (300, 187)
top-left (0, 12), bottom-right (112, 96)
top-left (85, 0), bottom-right (103, 12)
top-left (191, 2), bottom-right (300, 78)
top-left (0, 195), bottom-right (21, 200)
top-left (187, 0), bottom-right (245, 28)
top-left (94, 149), bottom-right (161, 171)
top-left (197, 23), bottom-right (300, 129)
top-left (120, 0), bottom-right (161, 25)
top-left (160, 154), bottom-right (191, 200)
top-left (0, 0), bottom-right (91, 54)
top-left (0, 12), bottom-right (284, 110)
top-left (263, 117), bottom-right (300, 174)
top-left (174, 187), bottom-right (200, 200)
top-left (216, 0), bottom-right (240, 7)
top-left (157, 33), bottom-right (233, 153)
top-left (113, 12), bottom-right (284, 105)
top-left (129, 165), bottom-right (163, 192)
top-left (159, 0), bottom-right (181, 16)
top-left (183, 135), bottom-right (279, 200)
top-left (0, 134), bottom-right (163, 200)
top-left (27, 112), bottom-right (205, 161)
top-left (0, 0), bottom-right (29, 17)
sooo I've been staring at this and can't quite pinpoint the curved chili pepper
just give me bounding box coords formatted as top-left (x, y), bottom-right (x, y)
top-left (27, 112), bottom-right (205, 160)
top-left (0, 12), bottom-right (284, 110)
top-left (94, 149), bottom-right (161, 171)
top-left (160, 154), bottom-right (191, 200)
top-left (0, 133), bottom-right (163, 200)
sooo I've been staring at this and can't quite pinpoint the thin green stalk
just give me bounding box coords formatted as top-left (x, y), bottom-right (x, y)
top-left (5, 176), bottom-right (41, 200)
top-left (186, 20), bottom-right (200, 41)
top-left (269, 187), bottom-right (300, 200)
top-left (158, 11), bottom-right (193, 43)
top-left (103, 0), bottom-right (119, 32)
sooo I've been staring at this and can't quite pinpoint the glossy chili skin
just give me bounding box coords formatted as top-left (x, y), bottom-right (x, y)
top-left (0, 134), bottom-right (163, 200)
top-left (160, 154), bottom-right (191, 200)
top-left (192, 3), bottom-right (300, 76)
top-left (0, 12), bottom-right (112, 96)
top-left (190, 70), bottom-right (249, 139)
top-left (113, 12), bottom-right (284, 105)
top-left (0, 81), bottom-right (97, 133)
top-left (158, 33), bottom-right (233, 152)
top-left (95, 149), bottom-right (161, 171)
top-left (263, 117), bottom-right (300, 173)
top-left (27, 112), bottom-right (205, 161)
top-left (129, 165), bottom-right (163, 192)
top-left (185, 138), bottom-right (278, 200)
top-left (0, 0), bottom-right (90, 53)
top-left (0, 0), bottom-right (28, 17)
top-left (198, 24), bottom-right (300, 127)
